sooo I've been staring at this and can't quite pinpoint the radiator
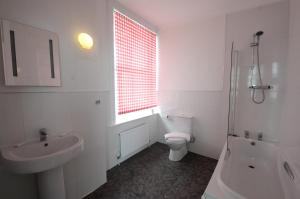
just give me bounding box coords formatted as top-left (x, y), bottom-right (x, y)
top-left (118, 123), bottom-right (150, 159)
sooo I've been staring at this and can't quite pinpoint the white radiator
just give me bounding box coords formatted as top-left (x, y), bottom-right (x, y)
top-left (118, 123), bottom-right (150, 159)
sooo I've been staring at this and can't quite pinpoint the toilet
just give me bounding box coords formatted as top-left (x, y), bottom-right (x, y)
top-left (164, 114), bottom-right (193, 161)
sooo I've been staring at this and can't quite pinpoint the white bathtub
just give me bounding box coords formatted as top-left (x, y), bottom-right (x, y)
top-left (203, 137), bottom-right (300, 199)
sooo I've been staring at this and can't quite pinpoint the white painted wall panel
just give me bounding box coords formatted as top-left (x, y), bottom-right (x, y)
top-left (226, 1), bottom-right (289, 142)
top-left (0, 0), bottom-right (110, 199)
top-left (0, 0), bottom-right (109, 92)
top-left (158, 16), bottom-right (228, 159)
top-left (279, 0), bottom-right (300, 147)
top-left (158, 1), bottom-right (289, 159)
top-left (159, 16), bottom-right (226, 91)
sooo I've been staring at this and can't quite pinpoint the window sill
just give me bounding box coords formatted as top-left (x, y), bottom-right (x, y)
top-left (114, 107), bottom-right (160, 126)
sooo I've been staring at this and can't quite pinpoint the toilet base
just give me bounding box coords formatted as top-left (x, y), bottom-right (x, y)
top-left (169, 146), bottom-right (188, 161)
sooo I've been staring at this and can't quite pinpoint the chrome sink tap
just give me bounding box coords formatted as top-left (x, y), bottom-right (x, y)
top-left (39, 128), bottom-right (48, 142)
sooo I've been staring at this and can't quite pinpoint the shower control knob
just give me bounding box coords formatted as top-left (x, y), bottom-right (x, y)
top-left (244, 130), bottom-right (250, 139)
top-left (258, 132), bottom-right (263, 141)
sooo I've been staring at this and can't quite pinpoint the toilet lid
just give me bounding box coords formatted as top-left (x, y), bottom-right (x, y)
top-left (164, 132), bottom-right (191, 142)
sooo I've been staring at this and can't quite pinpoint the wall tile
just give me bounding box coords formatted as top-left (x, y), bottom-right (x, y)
top-left (0, 93), bottom-right (25, 147)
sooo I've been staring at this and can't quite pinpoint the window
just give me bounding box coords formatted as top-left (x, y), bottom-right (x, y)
top-left (114, 10), bottom-right (158, 121)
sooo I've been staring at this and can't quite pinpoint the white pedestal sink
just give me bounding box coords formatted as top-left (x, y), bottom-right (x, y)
top-left (0, 133), bottom-right (84, 199)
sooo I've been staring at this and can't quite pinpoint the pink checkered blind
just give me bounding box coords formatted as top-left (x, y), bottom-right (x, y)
top-left (114, 11), bottom-right (157, 115)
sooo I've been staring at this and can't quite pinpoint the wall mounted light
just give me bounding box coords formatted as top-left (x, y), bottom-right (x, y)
top-left (78, 33), bottom-right (93, 49)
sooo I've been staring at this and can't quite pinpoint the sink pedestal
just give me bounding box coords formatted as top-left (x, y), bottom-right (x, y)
top-left (37, 166), bottom-right (66, 199)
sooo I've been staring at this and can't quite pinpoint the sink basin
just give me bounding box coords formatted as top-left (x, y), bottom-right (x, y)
top-left (0, 133), bottom-right (84, 199)
top-left (0, 133), bottom-right (84, 174)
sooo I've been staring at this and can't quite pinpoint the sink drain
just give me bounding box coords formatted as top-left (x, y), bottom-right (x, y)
top-left (248, 165), bottom-right (255, 169)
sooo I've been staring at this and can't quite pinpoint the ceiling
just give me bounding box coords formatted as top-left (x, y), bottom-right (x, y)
top-left (118, 0), bottom-right (285, 28)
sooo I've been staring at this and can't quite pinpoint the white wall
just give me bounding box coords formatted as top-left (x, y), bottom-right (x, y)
top-left (159, 16), bottom-right (226, 91)
top-left (226, 1), bottom-right (289, 142)
top-left (0, 1), bottom-right (161, 198)
top-left (0, 0), bottom-right (109, 198)
top-left (279, 0), bottom-right (300, 147)
top-left (0, 0), bottom-right (109, 93)
top-left (0, 0), bottom-right (295, 198)
top-left (158, 1), bottom-right (289, 159)
top-left (158, 16), bottom-right (227, 159)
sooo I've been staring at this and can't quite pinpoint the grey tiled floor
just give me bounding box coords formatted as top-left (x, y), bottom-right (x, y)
top-left (84, 143), bottom-right (217, 199)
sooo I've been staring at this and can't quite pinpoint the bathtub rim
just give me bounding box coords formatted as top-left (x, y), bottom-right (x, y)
top-left (216, 137), bottom-right (247, 199)
top-left (204, 136), bottom-right (283, 199)
top-left (218, 137), bottom-right (283, 199)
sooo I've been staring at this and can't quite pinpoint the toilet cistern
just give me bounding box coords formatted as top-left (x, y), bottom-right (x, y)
top-left (164, 114), bottom-right (193, 161)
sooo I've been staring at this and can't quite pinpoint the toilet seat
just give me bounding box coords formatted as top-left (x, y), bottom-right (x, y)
top-left (165, 137), bottom-right (186, 145)
top-left (164, 132), bottom-right (191, 142)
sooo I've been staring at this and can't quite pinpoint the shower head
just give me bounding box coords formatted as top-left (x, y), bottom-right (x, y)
top-left (255, 31), bottom-right (264, 37)
top-left (251, 31), bottom-right (264, 46)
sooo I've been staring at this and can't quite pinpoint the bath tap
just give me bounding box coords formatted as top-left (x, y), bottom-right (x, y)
top-left (257, 132), bottom-right (263, 141)
top-left (244, 130), bottom-right (250, 139)
top-left (39, 128), bottom-right (48, 142)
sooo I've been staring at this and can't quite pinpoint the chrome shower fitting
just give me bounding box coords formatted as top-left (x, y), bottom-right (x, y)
top-left (249, 30), bottom-right (272, 104)
top-left (244, 130), bottom-right (250, 139)
top-left (257, 132), bottom-right (263, 141)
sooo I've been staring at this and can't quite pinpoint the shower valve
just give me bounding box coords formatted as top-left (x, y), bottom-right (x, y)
top-left (249, 85), bottom-right (272, 90)
top-left (244, 131), bottom-right (250, 139)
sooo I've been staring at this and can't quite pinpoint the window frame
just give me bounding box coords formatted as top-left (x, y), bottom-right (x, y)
top-left (113, 9), bottom-right (159, 124)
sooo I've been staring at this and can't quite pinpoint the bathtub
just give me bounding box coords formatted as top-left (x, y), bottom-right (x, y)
top-left (203, 137), bottom-right (300, 199)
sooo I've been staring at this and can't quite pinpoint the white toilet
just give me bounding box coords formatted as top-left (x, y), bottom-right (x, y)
top-left (164, 114), bottom-right (193, 161)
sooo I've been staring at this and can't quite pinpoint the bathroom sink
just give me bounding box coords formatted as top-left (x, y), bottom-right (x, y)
top-left (0, 132), bottom-right (84, 199)
top-left (0, 133), bottom-right (84, 174)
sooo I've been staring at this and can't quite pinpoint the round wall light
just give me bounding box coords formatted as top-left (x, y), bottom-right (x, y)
top-left (78, 33), bottom-right (93, 49)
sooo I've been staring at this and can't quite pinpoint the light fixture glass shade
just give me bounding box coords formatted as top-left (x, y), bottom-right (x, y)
top-left (78, 33), bottom-right (93, 49)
